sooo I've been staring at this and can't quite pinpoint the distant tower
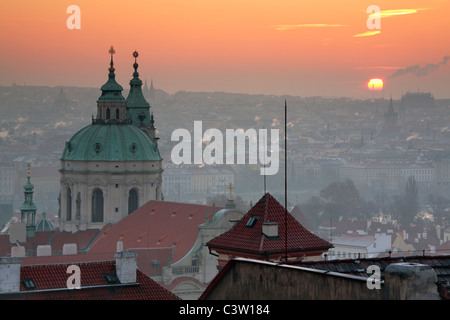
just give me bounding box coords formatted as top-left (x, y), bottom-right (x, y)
top-left (20, 165), bottom-right (37, 238)
top-left (149, 79), bottom-right (156, 103)
top-left (383, 97), bottom-right (400, 134)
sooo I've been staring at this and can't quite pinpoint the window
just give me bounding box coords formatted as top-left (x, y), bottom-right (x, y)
top-left (116, 108), bottom-right (120, 119)
top-left (128, 189), bottom-right (138, 215)
top-left (66, 187), bottom-right (72, 221)
top-left (106, 108), bottom-right (111, 119)
top-left (92, 189), bottom-right (104, 222)
top-left (246, 215), bottom-right (259, 228)
top-left (22, 278), bottom-right (36, 290)
top-left (103, 273), bottom-right (119, 284)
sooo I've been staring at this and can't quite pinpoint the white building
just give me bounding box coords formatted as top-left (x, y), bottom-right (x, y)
top-left (327, 233), bottom-right (391, 260)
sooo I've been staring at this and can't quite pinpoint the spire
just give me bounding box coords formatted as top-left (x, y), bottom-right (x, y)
top-left (97, 46), bottom-right (125, 103)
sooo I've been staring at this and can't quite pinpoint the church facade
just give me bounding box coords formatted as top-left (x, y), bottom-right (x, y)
top-left (59, 48), bottom-right (162, 232)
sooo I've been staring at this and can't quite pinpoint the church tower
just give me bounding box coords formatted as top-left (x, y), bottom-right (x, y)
top-left (20, 165), bottom-right (37, 238)
top-left (383, 97), bottom-right (400, 135)
top-left (126, 51), bottom-right (158, 142)
top-left (59, 47), bottom-right (163, 232)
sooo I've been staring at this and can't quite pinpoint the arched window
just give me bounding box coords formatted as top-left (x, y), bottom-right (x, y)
top-left (116, 108), bottom-right (120, 120)
top-left (128, 188), bottom-right (138, 214)
top-left (106, 108), bottom-right (111, 119)
top-left (66, 187), bottom-right (72, 221)
top-left (92, 189), bottom-right (104, 222)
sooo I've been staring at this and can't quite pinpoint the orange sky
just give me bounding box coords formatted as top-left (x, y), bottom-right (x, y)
top-left (0, 0), bottom-right (449, 98)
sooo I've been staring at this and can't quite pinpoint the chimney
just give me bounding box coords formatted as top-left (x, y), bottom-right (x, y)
top-left (262, 222), bottom-right (278, 238)
top-left (116, 240), bottom-right (123, 253)
top-left (9, 222), bottom-right (26, 244)
top-left (11, 246), bottom-right (25, 258)
top-left (436, 225), bottom-right (441, 240)
top-left (115, 250), bottom-right (137, 284)
top-left (0, 257), bottom-right (21, 293)
top-left (384, 262), bottom-right (439, 300)
top-left (62, 243), bottom-right (77, 255)
top-left (37, 245), bottom-right (51, 257)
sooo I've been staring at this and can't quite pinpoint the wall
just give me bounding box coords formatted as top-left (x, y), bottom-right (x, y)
top-left (204, 259), bottom-right (384, 300)
top-left (202, 259), bottom-right (441, 300)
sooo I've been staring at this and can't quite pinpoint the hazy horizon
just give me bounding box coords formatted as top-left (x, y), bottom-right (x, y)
top-left (1, 1), bottom-right (449, 99)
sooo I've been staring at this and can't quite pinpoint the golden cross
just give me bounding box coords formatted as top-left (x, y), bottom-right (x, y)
top-left (109, 46), bottom-right (116, 70)
top-left (227, 183), bottom-right (234, 200)
top-left (109, 46), bottom-right (116, 57)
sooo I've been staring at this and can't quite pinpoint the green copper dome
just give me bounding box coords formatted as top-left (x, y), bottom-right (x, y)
top-left (36, 211), bottom-right (54, 232)
top-left (61, 123), bottom-right (161, 162)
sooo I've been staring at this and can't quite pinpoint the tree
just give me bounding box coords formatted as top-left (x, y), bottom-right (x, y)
top-left (403, 175), bottom-right (419, 225)
top-left (427, 193), bottom-right (450, 226)
top-left (319, 179), bottom-right (364, 219)
top-left (299, 196), bottom-right (326, 227)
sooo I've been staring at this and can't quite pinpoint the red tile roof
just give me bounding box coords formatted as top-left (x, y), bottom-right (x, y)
top-left (89, 200), bottom-right (221, 264)
top-left (4, 260), bottom-right (180, 300)
top-left (0, 228), bottom-right (103, 257)
top-left (206, 193), bottom-right (332, 259)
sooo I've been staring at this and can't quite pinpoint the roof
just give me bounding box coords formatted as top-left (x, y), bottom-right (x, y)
top-left (60, 123), bottom-right (161, 162)
top-left (206, 193), bottom-right (332, 258)
top-left (2, 260), bottom-right (180, 300)
top-left (332, 234), bottom-right (376, 247)
top-left (89, 200), bottom-right (222, 264)
top-left (0, 228), bottom-right (102, 257)
top-left (296, 254), bottom-right (450, 285)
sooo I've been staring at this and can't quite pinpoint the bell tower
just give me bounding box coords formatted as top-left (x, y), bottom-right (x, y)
top-left (20, 165), bottom-right (37, 238)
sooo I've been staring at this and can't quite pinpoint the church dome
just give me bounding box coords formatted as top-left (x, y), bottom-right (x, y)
top-left (61, 123), bottom-right (161, 162)
top-left (36, 211), bottom-right (54, 232)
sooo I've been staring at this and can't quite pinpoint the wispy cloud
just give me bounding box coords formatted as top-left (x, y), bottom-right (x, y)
top-left (370, 8), bottom-right (429, 19)
top-left (355, 66), bottom-right (403, 70)
top-left (389, 56), bottom-right (450, 78)
top-left (274, 24), bottom-right (345, 31)
top-left (353, 30), bottom-right (381, 38)
top-left (353, 8), bottom-right (430, 37)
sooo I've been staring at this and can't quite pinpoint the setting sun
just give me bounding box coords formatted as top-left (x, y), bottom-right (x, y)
top-left (368, 78), bottom-right (384, 91)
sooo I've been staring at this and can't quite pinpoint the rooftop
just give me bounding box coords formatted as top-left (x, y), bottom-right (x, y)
top-left (206, 193), bottom-right (332, 259)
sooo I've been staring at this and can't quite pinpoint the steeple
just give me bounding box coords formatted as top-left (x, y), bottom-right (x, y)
top-left (126, 51), bottom-right (157, 141)
top-left (20, 164), bottom-right (37, 238)
top-left (94, 46), bottom-right (128, 123)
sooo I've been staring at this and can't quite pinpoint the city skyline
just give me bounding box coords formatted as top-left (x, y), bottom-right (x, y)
top-left (0, 0), bottom-right (449, 98)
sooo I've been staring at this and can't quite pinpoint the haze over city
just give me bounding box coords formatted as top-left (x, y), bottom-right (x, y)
top-left (1, 0), bottom-right (450, 305)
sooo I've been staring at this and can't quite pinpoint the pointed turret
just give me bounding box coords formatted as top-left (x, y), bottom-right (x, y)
top-left (126, 51), bottom-right (157, 141)
top-left (95, 46), bottom-right (128, 123)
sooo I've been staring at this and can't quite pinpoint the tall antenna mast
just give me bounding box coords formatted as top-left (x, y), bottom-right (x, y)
top-left (263, 126), bottom-right (266, 194)
top-left (284, 100), bottom-right (288, 262)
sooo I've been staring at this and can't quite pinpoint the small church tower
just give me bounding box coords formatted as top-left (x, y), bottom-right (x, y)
top-left (20, 165), bottom-right (37, 238)
top-left (383, 97), bottom-right (400, 135)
